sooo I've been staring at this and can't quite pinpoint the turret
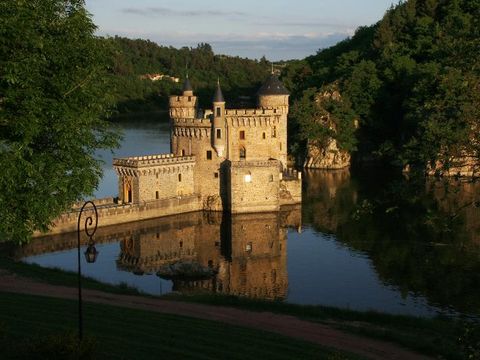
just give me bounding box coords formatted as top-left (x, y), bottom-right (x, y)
top-left (257, 74), bottom-right (289, 113)
top-left (169, 75), bottom-right (197, 120)
top-left (257, 73), bottom-right (290, 167)
top-left (212, 79), bottom-right (226, 157)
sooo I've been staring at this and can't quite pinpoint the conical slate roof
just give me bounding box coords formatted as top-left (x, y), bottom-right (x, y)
top-left (182, 76), bottom-right (193, 92)
top-left (257, 74), bottom-right (290, 96)
top-left (213, 80), bottom-right (225, 102)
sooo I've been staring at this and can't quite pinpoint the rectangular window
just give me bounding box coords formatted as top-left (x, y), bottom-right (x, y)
top-left (216, 128), bottom-right (221, 139)
top-left (280, 142), bottom-right (282, 150)
top-left (206, 150), bottom-right (212, 160)
top-left (216, 107), bottom-right (221, 117)
top-left (156, 191), bottom-right (159, 199)
top-left (214, 172), bottom-right (219, 178)
top-left (262, 132), bottom-right (266, 139)
top-left (178, 173), bottom-right (182, 182)
top-left (239, 130), bottom-right (245, 140)
top-left (188, 96), bottom-right (192, 102)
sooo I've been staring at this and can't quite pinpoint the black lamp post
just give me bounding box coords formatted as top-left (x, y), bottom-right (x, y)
top-left (77, 200), bottom-right (98, 342)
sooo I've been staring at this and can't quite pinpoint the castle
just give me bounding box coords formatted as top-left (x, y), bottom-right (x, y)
top-left (113, 73), bottom-right (302, 213)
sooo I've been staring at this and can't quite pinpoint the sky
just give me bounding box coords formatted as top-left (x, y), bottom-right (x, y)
top-left (85, 0), bottom-right (395, 61)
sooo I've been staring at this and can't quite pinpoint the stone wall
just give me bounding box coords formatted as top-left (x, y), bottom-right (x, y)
top-left (114, 154), bottom-right (196, 203)
top-left (279, 169), bottom-right (302, 205)
top-left (38, 194), bottom-right (203, 236)
top-left (226, 114), bottom-right (287, 166)
top-left (226, 160), bottom-right (281, 213)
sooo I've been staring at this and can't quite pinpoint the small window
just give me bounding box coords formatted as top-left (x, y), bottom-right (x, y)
top-left (181, 149), bottom-right (185, 156)
top-left (206, 150), bottom-right (212, 160)
top-left (239, 130), bottom-right (245, 140)
top-left (156, 232), bottom-right (160, 239)
top-left (274, 109), bottom-right (277, 114)
top-left (216, 107), bottom-right (221, 117)
top-left (246, 242), bottom-right (253, 252)
top-left (239, 147), bottom-right (246, 159)
top-left (262, 132), bottom-right (266, 139)
top-left (280, 142), bottom-right (282, 150)
top-left (156, 191), bottom-right (159, 199)
top-left (269, 174), bottom-right (274, 182)
top-left (179, 241), bottom-right (183, 248)
top-left (216, 128), bottom-right (221, 139)
top-left (156, 173), bottom-right (159, 179)
top-left (214, 172), bottom-right (219, 178)
top-left (244, 174), bottom-right (252, 183)
top-left (178, 173), bottom-right (182, 182)
top-left (188, 96), bottom-right (192, 102)
top-left (272, 126), bottom-right (277, 138)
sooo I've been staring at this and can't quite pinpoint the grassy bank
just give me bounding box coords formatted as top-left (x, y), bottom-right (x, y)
top-left (163, 293), bottom-right (471, 360)
top-left (0, 292), bottom-right (355, 360)
top-left (0, 254), bottom-right (142, 296)
top-left (0, 253), bottom-right (476, 359)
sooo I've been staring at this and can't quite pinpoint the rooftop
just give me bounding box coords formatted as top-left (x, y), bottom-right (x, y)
top-left (257, 75), bottom-right (290, 96)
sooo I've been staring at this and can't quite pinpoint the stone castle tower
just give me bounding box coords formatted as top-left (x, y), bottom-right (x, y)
top-left (114, 73), bottom-right (302, 213)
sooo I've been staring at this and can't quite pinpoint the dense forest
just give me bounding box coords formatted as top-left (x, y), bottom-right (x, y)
top-left (104, 37), bottom-right (271, 113)
top-left (284, 0), bottom-right (480, 172)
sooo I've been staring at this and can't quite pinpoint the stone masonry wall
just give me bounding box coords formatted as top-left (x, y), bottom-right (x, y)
top-left (227, 160), bottom-right (281, 213)
top-left (40, 194), bottom-right (203, 236)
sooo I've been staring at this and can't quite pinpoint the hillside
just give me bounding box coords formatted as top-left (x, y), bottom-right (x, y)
top-left (105, 37), bottom-right (271, 113)
top-left (284, 0), bottom-right (480, 173)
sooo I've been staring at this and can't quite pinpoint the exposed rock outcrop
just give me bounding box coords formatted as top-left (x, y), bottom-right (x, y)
top-left (304, 138), bottom-right (351, 169)
top-left (303, 88), bottom-right (352, 170)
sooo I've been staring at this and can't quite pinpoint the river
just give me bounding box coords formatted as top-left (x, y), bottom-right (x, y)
top-left (21, 115), bottom-right (480, 318)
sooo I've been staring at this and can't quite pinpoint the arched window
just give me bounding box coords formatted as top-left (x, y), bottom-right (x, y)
top-left (239, 147), bottom-right (246, 159)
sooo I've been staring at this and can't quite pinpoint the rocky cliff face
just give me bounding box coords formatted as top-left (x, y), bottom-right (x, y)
top-left (304, 138), bottom-right (351, 169)
top-left (426, 155), bottom-right (479, 178)
top-left (303, 88), bottom-right (352, 170)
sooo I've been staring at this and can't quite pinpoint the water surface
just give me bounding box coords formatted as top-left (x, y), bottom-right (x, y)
top-left (21, 115), bottom-right (480, 317)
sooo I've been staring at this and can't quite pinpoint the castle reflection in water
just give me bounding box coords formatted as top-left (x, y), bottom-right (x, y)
top-left (17, 206), bottom-right (301, 301)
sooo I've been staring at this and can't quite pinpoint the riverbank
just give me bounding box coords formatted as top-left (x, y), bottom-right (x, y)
top-left (0, 254), bottom-right (472, 359)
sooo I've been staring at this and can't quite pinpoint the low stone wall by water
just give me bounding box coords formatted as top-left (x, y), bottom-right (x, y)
top-left (37, 194), bottom-right (203, 236)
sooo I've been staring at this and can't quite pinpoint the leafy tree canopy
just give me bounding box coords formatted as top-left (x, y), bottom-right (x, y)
top-left (283, 0), bottom-right (480, 171)
top-left (0, 0), bottom-right (119, 243)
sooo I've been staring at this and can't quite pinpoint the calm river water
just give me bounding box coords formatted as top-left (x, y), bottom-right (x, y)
top-left (21, 115), bottom-right (480, 318)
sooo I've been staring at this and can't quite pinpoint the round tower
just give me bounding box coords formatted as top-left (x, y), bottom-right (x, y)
top-left (212, 79), bottom-right (226, 157)
top-left (257, 74), bottom-right (290, 167)
top-left (169, 75), bottom-right (197, 120)
top-left (257, 74), bottom-right (290, 113)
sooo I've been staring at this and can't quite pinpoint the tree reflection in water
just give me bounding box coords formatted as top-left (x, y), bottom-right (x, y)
top-left (303, 168), bottom-right (480, 315)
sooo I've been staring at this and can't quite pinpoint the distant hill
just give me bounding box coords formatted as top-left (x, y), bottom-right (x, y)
top-left (284, 0), bottom-right (480, 171)
top-left (104, 37), bottom-right (271, 113)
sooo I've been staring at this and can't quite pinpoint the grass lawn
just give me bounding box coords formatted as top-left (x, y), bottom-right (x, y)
top-left (0, 252), bottom-right (476, 360)
top-left (0, 292), bottom-right (357, 360)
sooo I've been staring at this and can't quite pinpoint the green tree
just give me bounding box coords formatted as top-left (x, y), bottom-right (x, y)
top-left (0, 0), bottom-right (119, 243)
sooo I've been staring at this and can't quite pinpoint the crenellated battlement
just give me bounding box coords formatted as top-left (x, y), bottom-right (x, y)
top-left (227, 115), bottom-right (281, 128)
top-left (172, 126), bottom-right (211, 139)
top-left (225, 108), bottom-right (285, 116)
top-left (113, 154), bottom-right (195, 168)
top-left (172, 118), bottom-right (211, 127)
top-left (169, 95), bottom-right (197, 108)
top-left (229, 159), bottom-right (281, 168)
